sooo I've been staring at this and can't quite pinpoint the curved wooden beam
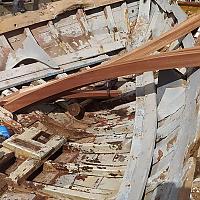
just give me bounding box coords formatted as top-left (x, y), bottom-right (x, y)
top-left (3, 46), bottom-right (200, 112)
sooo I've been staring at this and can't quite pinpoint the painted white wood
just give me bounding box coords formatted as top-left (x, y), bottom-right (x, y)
top-left (117, 72), bottom-right (157, 200)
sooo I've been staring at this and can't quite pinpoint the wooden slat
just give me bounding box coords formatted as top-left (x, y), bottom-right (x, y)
top-left (2, 46), bottom-right (200, 112)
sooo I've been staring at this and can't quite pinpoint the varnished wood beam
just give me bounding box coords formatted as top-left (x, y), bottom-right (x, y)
top-left (3, 46), bottom-right (200, 112)
top-left (63, 90), bottom-right (121, 99)
top-left (0, 89), bottom-right (121, 106)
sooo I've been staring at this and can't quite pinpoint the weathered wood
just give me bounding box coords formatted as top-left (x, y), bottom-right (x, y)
top-left (156, 64), bottom-right (200, 200)
top-left (3, 46), bottom-right (200, 112)
top-left (0, 0), bottom-right (91, 34)
top-left (117, 72), bottom-right (157, 200)
top-left (0, 54), bottom-right (109, 91)
top-left (8, 159), bottom-right (42, 184)
top-left (0, 0), bottom-right (127, 34)
top-left (103, 12), bottom-right (200, 64)
top-left (3, 127), bottom-right (65, 159)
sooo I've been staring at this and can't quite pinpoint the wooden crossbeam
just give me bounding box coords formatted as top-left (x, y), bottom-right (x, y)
top-left (2, 46), bottom-right (200, 113)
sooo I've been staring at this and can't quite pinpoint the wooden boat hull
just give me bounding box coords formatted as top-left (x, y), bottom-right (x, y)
top-left (0, 0), bottom-right (199, 199)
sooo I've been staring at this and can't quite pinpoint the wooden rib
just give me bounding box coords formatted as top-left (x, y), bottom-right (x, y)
top-left (3, 46), bottom-right (200, 113)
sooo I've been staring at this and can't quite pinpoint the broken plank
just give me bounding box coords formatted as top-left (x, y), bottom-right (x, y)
top-left (8, 158), bottom-right (42, 184)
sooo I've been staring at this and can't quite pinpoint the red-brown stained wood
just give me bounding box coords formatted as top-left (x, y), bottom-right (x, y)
top-left (0, 90), bottom-right (121, 105)
top-left (3, 46), bottom-right (200, 113)
top-left (63, 90), bottom-right (121, 99)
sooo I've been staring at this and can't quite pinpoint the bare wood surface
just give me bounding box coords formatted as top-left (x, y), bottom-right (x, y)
top-left (2, 46), bottom-right (200, 112)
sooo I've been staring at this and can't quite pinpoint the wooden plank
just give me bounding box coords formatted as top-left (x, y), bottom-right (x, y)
top-left (0, 106), bottom-right (24, 134)
top-left (156, 63), bottom-right (200, 199)
top-left (44, 160), bottom-right (125, 177)
top-left (0, 10), bottom-right (198, 91)
top-left (3, 46), bottom-right (200, 112)
top-left (0, 147), bottom-right (14, 170)
top-left (8, 158), bottom-right (42, 184)
top-left (62, 90), bottom-right (121, 99)
top-left (116, 72), bottom-right (157, 200)
top-left (68, 139), bottom-right (131, 154)
top-left (178, 157), bottom-right (196, 200)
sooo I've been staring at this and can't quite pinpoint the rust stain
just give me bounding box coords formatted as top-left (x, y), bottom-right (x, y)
top-left (167, 135), bottom-right (177, 151)
top-left (114, 154), bottom-right (126, 162)
top-left (159, 173), bottom-right (166, 180)
top-left (110, 107), bottom-right (128, 120)
top-left (75, 174), bottom-right (88, 181)
top-left (0, 47), bottom-right (10, 71)
top-left (17, 112), bottom-right (41, 128)
top-left (107, 141), bottom-right (122, 150)
top-left (81, 165), bottom-right (93, 172)
top-left (36, 114), bottom-right (94, 141)
top-left (157, 149), bottom-right (163, 162)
